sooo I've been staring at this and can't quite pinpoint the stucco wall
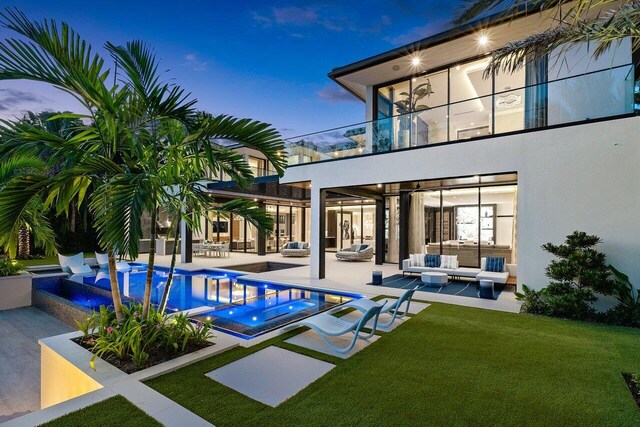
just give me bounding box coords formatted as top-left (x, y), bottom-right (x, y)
top-left (282, 116), bottom-right (640, 290)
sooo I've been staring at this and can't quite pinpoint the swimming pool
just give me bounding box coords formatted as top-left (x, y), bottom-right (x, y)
top-left (63, 264), bottom-right (362, 339)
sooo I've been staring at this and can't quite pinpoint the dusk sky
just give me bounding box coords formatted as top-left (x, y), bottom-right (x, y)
top-left (0, 1), bottom-right (468, 137)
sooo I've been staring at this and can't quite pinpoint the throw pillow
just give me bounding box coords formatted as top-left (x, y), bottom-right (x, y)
top-left (440, 255), bottom-right (450, 269)
top-left (289, 242), bottom-right (298, 249)
top-left (485, 257), bottom-right (505, 272)
top-left (424, 254), bottom-right (441, 268)
top-left (449, 255), bottom-right (458, 269)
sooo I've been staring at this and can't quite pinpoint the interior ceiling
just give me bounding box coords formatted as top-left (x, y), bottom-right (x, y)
top-left (335, 13), bottom-right (551, 100)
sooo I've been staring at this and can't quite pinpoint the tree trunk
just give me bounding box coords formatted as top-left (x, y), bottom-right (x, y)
top-left (17, 225), bottom-right (30, 259)
top-left (108, 249), bottom-right (124, 323)
top-left (158, 213), bottom-right (181, 314)
top-left (142, 203), bottom-right (157, 319)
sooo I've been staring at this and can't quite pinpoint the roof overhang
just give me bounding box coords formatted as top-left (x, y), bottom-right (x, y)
top-left (328, 4), bottom-right (547, 101)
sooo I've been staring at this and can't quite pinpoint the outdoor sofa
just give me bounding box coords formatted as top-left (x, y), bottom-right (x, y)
top-left (402, 254), bottom-right (516, 285)
top-left (281, 242), bottom-right (310, 257)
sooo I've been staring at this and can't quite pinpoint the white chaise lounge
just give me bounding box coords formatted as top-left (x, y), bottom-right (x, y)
top-left (95, 252), bottom-right (131, 271)
top-left (58, 252), bottom-right (92, 274)
top-left (402, 255), bottom-right (516, 285)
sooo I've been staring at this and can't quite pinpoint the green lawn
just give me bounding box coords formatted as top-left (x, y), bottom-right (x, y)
top-left (143, 302), bottom-right (640, 426)
top-left (41, 395), bottom-right (161, 427)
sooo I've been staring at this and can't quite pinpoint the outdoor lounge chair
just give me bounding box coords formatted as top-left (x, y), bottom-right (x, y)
top-left (58, 252), bottom-right (92, 274)
top-left (334, 285), bottom-right (419, 329)
top-left (335, 244), bottom-right (374, 262)
top-left (95, 252), bottom-right (131, 271)
top-left (288, 302), bottom-right (385, 354)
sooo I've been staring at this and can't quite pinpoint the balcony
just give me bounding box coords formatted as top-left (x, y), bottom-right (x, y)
top-left (284, 64), bottom-right (636, 166)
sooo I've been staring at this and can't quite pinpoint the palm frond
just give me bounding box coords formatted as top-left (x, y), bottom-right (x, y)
top-left (212, 198), bottom-right (274, 235)
top-left (484, 2), bottom-right (640, 77)
top-left (197, 113), bottom-right (287, 177)
top-left (0, 174), bottom-right (49, 257)
top-left (0, 7), bottom-right (113, 111)
top-left (89, 174), bottom-right (152, 259)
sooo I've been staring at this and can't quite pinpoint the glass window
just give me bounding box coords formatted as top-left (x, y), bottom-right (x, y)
top-left (449, 96), bottom-right (492, 141)
top-left (450, 58), bottom-right (493, 103)
top-left (480, 186), bottom-right (517, 266)
top-left (442, 188), bottom-right (480, 268)
top-left (412, 70), bottom-right (448, 109)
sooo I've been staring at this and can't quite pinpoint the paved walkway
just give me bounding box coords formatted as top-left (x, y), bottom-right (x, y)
top-left (0, 307), bottom-right (73, 423)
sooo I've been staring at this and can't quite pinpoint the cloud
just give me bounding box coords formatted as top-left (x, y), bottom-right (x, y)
top-left (183, 53), bottom-right (208, 72)
top-left (0, 89), bottom-right (45, 111)
top-left (317, 84), bottom-right (358, 104)
top-left (273, 6), bottom-right (318, 26)
top-left (251, 6), bottom-right (391, 36)
top-left (385, 19), bottom-right (450, 45)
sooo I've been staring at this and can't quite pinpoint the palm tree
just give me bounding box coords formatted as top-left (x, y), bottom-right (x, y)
top-left (0, 154), bottom-right (56, 258)
top-left (455, 1), bottom-right (639, 77)
top-left (0, 8), bottom-right (286, 321)
top-left (151, 115), bottom-right (279, 313)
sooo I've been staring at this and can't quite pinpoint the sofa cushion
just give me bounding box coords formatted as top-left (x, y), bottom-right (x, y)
top-left (424, 254), bottom-right (440, 268)
top-left (440, 255), bottom-right (458, 269)
top-left (476, 270), bottom-right (509, 284)
top-left (485, 257), bottom-right (505, 272)
top-left (289, 242), bottom-right (298, 249)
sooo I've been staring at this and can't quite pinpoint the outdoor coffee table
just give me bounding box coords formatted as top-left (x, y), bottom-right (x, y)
top-left (421, 271), bottom-right (448, 287)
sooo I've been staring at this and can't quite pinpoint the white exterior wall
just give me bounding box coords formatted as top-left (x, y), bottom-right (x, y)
top-left (282, 116), bottom-right (640, 290)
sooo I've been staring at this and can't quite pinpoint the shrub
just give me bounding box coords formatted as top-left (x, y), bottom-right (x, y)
top-left (0, 257), bottom-right (23, 277)
top-left (603, 266), bottom-right (640, 327)
top-left (542, 283), bottom-right (597, 320)
top-left (528, 231), bottom-right (614, 321)
top-left (543, 231), bottom-right (615, 295)
top-left (77, 303), bottom-right (213, 371)
top-left (515, 284), bottom-right (546, 314)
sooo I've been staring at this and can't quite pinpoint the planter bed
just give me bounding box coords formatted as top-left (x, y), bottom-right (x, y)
top-left (72, 336), bottom-right (213, 374)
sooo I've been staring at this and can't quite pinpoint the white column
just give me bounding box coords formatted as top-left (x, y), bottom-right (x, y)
top-left (180, 219), bottom-right (188, 264)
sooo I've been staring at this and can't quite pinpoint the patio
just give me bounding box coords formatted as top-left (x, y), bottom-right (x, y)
top-left (134, 251), bottom-right (520, 313)
top-left (0, 307), bottom-right (73, 423)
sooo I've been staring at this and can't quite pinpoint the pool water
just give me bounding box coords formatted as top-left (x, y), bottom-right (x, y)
top-left (67, 264), bottom-right (361, 339)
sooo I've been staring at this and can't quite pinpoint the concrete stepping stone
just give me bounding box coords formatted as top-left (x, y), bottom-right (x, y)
top-left (206, 346), bottom-right (334, 407)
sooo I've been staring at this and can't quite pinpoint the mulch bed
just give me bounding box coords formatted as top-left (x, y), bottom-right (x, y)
top-left (72, 337), bottom-right (213, 374)
top-left (623, 373), bottom-right (640, 409)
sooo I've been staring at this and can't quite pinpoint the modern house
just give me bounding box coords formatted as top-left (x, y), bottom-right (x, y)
top-left (183, 6), bottom-right (639, 291)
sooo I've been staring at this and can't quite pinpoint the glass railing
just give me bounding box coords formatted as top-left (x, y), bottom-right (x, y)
top-left (284, 64), bottom-right (635, 166)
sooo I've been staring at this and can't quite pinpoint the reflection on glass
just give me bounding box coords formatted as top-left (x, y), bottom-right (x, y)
top-left (449, 96), bottom-right (492, 141)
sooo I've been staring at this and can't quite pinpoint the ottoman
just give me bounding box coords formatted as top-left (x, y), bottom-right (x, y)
top-left (371, 270), bottom-right (383, 286)
top-left (478, 279), bottom-right (495, 299)
top-left (421, 272), bottom-right (448, 287)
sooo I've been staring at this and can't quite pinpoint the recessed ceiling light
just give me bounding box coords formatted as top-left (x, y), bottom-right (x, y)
top-left (411, 57), bottom-right (421, 67)
top-left (478, 35), bottom-right (489, 46)
top-left (377, 184), bottom-right (382, 188)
